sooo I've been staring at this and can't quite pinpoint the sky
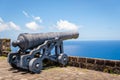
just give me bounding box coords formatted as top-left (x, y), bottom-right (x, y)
top-left (0, 0), bottom-right (120, 41)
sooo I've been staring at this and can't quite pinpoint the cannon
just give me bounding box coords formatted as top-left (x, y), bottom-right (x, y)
top-left (8, 31), bottom-right (79, 73)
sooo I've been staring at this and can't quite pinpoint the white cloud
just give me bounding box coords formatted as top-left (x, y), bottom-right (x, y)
top-left (32, 16), bottom-right (42, 23)
top-left (22, 11), bottom-right (43, 30)
top-left (9, 21), bottom-right (20, 30)
top-left (0, 23), bottom-right (8, 32)
top-left (0, 17), bottom-right (3, 22)
top-left (0, 17), bottom-right (20, 32)
top-left (22, 11), bottom-right (42, 23)
top-left (56, 20), bottom-right (78, 31)
top-left (22, 11), bottom-right (29, 17)
top-left (25, 21), bottom-right (42, 30)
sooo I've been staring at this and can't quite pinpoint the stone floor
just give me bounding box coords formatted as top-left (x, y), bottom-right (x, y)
top-left (0, 57), bottom-right (120, 80)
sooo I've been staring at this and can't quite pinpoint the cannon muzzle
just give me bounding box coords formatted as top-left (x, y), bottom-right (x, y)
top-left (12, 40), bottom-right (20, 47)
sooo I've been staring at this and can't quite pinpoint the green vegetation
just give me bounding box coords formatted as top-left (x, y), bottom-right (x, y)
top-left (6, 48), bottom-right (11, 51)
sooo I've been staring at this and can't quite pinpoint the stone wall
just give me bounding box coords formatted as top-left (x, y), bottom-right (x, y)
top-left (0, 39), bottom-right (11, 56)
top-left (68, 56), bottom-right (120, 74)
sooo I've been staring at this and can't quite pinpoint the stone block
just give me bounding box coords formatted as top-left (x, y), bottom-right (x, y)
top-left (87, 58), bottom-right (95, 64)
top-left (78, 57), bottom-right (86, 63)
top-left (105, 60), bottom-right (115, 67)
top-left (96, 59), bottom-right (105, 65)
top-left (95, 65), bottom-right (105, 71)
top-left (68, 56), bottom-right (78, 62)
top-left (112, 67), bottom-right (120, 74)
top-left (68, 57), bottom-right (72, 62)
top-left (68, 62), bottom-right (73, 66)
top-left (116, 61), bottom-right (120, 67)
top-left (74, 62), bottom-right (80, 67)
top-left (80, 63), bottom-right (86, 68)
top-left (86, 63), bottom-right (95, 70)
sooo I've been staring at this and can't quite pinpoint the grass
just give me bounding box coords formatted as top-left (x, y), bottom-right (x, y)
top-left (0, 56), bottom-right (7, 60)
top-left (43, 66), bottom-right (58, 70)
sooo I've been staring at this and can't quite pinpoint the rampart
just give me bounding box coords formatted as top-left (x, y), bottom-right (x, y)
top-left (68, 56), bottom-right (120, 74)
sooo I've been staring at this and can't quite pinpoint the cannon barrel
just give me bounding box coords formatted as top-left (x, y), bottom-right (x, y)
top-left (12, 31), bottom-right (79, 50)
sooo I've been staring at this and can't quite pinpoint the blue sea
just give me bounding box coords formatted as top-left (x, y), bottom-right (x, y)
top-left (64, 41), bottom-right (120, 60)
top-left (12, 41), bottom-right (120, 60)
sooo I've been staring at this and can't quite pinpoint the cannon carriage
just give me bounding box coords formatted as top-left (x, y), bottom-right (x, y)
top-left (8, 31), bottom-right (79, 73)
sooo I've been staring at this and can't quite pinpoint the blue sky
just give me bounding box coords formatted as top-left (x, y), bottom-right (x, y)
top-left (0, 0), bottom-right (120, 41)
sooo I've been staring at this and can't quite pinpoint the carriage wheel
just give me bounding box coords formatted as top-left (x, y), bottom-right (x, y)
top-left (29, 58), bottom-right (43, 73)
top-left (8, 54), bottom-right (18, 69)
top-left (58, 53), bottom-right (68, 66)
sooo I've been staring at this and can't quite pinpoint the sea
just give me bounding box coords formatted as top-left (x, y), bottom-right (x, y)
top-left (11, 40), bottom-right (120, 60)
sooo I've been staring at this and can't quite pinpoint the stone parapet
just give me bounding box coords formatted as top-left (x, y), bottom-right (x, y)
top-left (0, 38), bottom-right (11, 56)
top-left (68, 56), bottom-right (120, 74)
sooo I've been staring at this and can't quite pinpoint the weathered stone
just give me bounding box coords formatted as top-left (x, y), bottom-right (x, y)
top-left (80, 63), bottom-right (86, 68)
top-left (87, 58), bottom-right (95, 64)
top-left (105, 60), bottom-right (115, 67)
top-left (68, 61), bottom-right (74, 66)
top-left (70, 57), bottom-right (78, 62)
top-left (0, 38), bottom-right (11, 56)
top-left (96, 59), bottom-right (105, 65)
top-left (95, 65), bottom-right (105, 71)
top-left (86, 63), bottom-right (95, 70)
top-left (78, 57), bottom-right (86, 63)
top-left (68, 56), bottom-right (120, 74)
top-left (112, 67), bottom-right (120, 74)
top-left (74, 62), bottom-right (80, 67)
top-left (68, 56), bottom-right (73, 62)
top-left (116, 61), bottom-right (120, 67)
